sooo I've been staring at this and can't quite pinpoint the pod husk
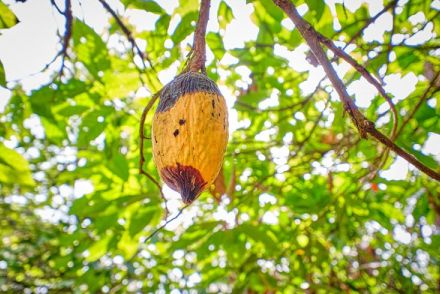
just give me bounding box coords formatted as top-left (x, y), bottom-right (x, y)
top-left (152, 72), bottom-right (229, 204)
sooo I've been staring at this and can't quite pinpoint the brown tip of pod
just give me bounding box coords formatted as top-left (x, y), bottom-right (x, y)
top-left (157, 72), bottom-right (222, 113)
top-left (160, 163), bottom-right (207, 204)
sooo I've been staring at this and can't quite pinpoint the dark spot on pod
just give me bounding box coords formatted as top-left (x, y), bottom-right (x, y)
top-left (218, 113), bottom-right (220, 117)
top-left (212, 99), bottom-right (215, 108)
top-left (160, 163), bottom-right (207, 204)
top-left (211, 112), bottom-right (214, 117)
top-left (173, 129), bottom-right (179, 137)
top-left (179, 119), bottom-right (186, 125)
top-left (154, 136), bottom-right (158, 143)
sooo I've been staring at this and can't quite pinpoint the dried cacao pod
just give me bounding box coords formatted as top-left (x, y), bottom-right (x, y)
top-left (152, 72), bottom-right (228, 204)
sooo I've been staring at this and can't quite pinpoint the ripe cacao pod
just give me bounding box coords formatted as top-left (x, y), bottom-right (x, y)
top-left (152, 72), bottom-right (228, 204)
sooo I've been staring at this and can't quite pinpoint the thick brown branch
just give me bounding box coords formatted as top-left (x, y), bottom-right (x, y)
top-left (368, 128), bottom-right (440, 181)
top-left (314, 22), bottom-right (399, 140)
top-left (275, 1), bottom-right (365, 134)
top-left (187, 0), bottom-right (211, 73)
top-left (273, 0), bottom-right (440, 182)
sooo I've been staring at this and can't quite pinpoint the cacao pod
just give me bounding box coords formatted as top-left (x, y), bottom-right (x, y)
top-left (152, 72), bottom-right (228, 204)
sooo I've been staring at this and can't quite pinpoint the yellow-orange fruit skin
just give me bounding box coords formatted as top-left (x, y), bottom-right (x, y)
top-left (152, 90), bottom-right (228, 204)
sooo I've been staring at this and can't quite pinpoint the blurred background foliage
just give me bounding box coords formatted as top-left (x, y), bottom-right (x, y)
top-left (0, 0), bottom-right (439, 292)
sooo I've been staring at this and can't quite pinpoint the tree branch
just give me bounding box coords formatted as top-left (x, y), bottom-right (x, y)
top-left (186, 0), bottom-right (211, 73)
top-left (143, 204), bottom-right (188, 243)
top-left (339, 0), bottom-right (397, 50)
top-left (45, 0), bottom-right (72, 79)
top-left (127, 204), bottom-right (188, 263)
top-left (50, 0), bottom-right (63, 15)
top-left (314, 20), bottom-right (399, 140)
top-left (59, 0), bottom-right (72, 78)
top-left (395, 71), bottom-right (440, 139)
top-left (98, 0), bottom-right (156, 73)
top-left (273, 0), bottom-right (440, 182)
top-left (139, 92), bottom-right (169, 216)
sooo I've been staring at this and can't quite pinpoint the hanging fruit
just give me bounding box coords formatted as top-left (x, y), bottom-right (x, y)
top-left (152, 72), bottom-right (228, 204)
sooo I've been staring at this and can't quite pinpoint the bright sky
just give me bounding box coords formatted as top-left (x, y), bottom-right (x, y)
top-left (0, 0), bottom-right (439, 259)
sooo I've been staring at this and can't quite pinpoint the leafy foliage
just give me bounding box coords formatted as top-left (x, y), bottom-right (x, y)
top-left (0, 0), bottom-right (439, 292)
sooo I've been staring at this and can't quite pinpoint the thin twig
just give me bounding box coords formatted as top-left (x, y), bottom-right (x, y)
top-left (59, 0), bottom-right (72, 78)
top-left (127, 204), bottom-right (188, 263)
top-left (384, 3), bottom-right (397, 75)
top-left (139, 92), bottom-right (169, 216)
top-left (45, 0), bottom-right (72, 80)
top-left (395, 71), bottom-right (440, 139)
top-left (274, 76), bottom-right (326, 112)
top-left (340, 0), bottom-right (397, 50)
top-left (365, 71), bottom-right (440, 181)
top-left (98, 0), bottom-right (156, 86)
top-left (185, 0), bottom-right (211, 73)
top-left (50, 0), bottom-right (64, 15)
top-left (294, 95), bottom-right (331, 155)
top-left (273, 0), bottom-right (440, 182)
top-left (143, 205), bottom-right (189, 244)
top-left (364, 2), bottom-right (397, 181)
top-left (368, 127), bottom-right (440, 181)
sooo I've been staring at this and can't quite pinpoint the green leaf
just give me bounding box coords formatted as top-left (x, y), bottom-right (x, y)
top-left (0, 59), bottom-right (6, 87)
top-left (0, 1), bottom-right (18, 29)
top-left (414, 103), bottom-right (436, 122)
top-left (255, 0), bottom-right (283, 21)
top-left (56, 105), bottom-right (90, 117)
top-left (128, 206), bottom-right (158, 237)
top-left (122, 0), bottom-right (164, 14)
top-left (0, 143), bottom-right (29, 171)
top-left (0, 163), bottom-right (34, 187)
top-left (413, 193), bottom-right (429, 221)
top-left (218, 1), bottom-right (233, 30)
top-left (41, 117), bottom-right (66, 144)
top-left (305, 0), bottom-right (325, 20)
top-left (171, 11), bottom-right (197, 44)
top-left (29, 86), bottom-right (55, 119)
top-left (0, 143), bottom-right (35, 187)
top-left (175, 0), bottom-right (198, 15)
top-left (77, 107), bottom-right (113, 147)
top-left (371, 202), bottom-right (405, 223)
top-left (155, 14), bottom-right (171, 35)
top-left (108, 153), bottom-right (129, 181)
top-left (206, 32), bottom-right (225, 60)
top-left (397, 51), bottom-right (420, 68)
top-left (86, 234), bottom-right (112, 262)
top-left (73, 20), bottom-right (110, 80)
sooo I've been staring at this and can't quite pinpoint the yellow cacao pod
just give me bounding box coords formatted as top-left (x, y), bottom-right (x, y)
top-left (152, 72), bottom-right (229, 204)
